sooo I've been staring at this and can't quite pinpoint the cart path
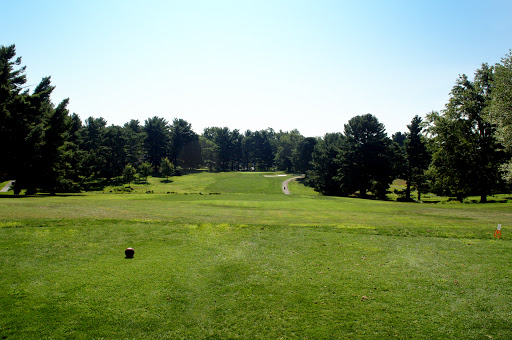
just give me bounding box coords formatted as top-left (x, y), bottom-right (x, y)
top-left (282, 175), bottom-right (305, 195)
top-left (0, 180), bottom-right (14, 192)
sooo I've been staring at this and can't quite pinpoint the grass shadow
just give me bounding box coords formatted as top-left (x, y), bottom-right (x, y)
top-left (135, 179), bottom-right (150, 185)
top-left (0, 193), bottom-right (86, 199)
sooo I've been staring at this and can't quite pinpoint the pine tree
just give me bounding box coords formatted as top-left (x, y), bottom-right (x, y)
top-left (159, 157), bottom-right (175, 180)
top-left (404, 116), bottom-right (430, 201)
top-left (123, 164), bottom-right (137, 187)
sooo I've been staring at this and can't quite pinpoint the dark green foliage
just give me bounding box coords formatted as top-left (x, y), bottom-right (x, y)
top-left (80, 117), bottom-right (108, 179)
top-left (144, 116), bottom-right (170, 167)
top-left (170, 118), bottom-right (201, 169)
top-left (336, 114), bottom-right (396, 199)
top-left (103, 125), bottom-right (128, 179)
top-left (293, 137), bottom-right (317, 173)
top-left (0, 46), bottom-right (27, 170)
top-left (122, 164), bottom-right (137, 186)
top-left (138, 162), bottom-right (153, 181)
top-left (250, 129), bottom-right (275, 171)
top-left (199, 136), bottom-right (216, 171)
top-left (307, 133), bottom-right (344, 195)
top-left (200, 128), bottom-right (279, 172)
top-left (392, 131), bottom-right (407, 148)
top-left (404, 116), bottom-right (430, 200)
top-left (307, 115), bottom-right (397, 199)
top-left (203, 127), bottom-right (233, 171)
top-left (38, 98), bottom-right (79, 194)
top-left (490, 50), bottom-right (512, 182)
top-left (275, 130), bottom-right (303, 172)
top-left (123, 119), bottom-right (145, 166)
top-left (9, 77), bottom-right (53, 193)
top-left (427, 64), bottom-right (506, 202)
top-left (229, 129), bottom-right (243, 171)
top-left (0, 45), bottom-right (80, 193)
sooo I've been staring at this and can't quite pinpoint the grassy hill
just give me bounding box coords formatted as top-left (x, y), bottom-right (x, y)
top-left (1, 172), bottom-right (511, 338)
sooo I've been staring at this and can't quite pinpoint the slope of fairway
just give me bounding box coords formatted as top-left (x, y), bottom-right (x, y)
top-left (1, 172), bottom-right (511, 339)
top-left (101, 171), bottom-right (300, 195)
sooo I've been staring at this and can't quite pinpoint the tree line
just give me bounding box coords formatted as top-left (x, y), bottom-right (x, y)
top-left (307, 57), bottom-right (512, 202)
top-left (1, 44), bottom-right (511, 201)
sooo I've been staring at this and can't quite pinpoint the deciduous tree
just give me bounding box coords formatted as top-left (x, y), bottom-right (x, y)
top-left (427, 64), bottom-right (505, 202)
top-left (489, 50), bottom-right (512, 182)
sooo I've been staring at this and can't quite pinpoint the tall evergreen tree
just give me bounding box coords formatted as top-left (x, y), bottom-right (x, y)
top-left (144, 116), bottom-right (170, 167)
top-left (123, 119), bottom-right (145, 166)
top-left (275, 129), bottom-right (303, 172)
top-left (252, 129), bottom-right (275, 171)
top-left (0, 44), bottom-right (27, 181)
top-left (404, 116), bottom-right (430, 200)
top-left (103, 125), bottom-right (127, 180)
top-left (241, 130), bottom-right (254, 170)
top-left (199, 136), bottom-right (216, 171)
top-left (203, 127), bottom-right (232, 171)
top-left (169, 118), bottom-right (201, 169)
top-left (275, 133), bottom-right (294, 172)
top-left (336, 114), bottom-right (395, 199)
top-left (293, 137), bottom-right (317, 173)
top-left (80, 117), bottom-right (108, 179)
top-left (306, 133), bottom-right (344, 195)
top-left (38, 98), bottom-right (78, 194)
top-left (230, 129), bottom-right (243, 171)
top-left (1, 45), bottom-right (77, 193)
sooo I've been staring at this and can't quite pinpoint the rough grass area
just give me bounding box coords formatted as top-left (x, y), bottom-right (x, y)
top-left (1, 172), bottom-right (511, 338)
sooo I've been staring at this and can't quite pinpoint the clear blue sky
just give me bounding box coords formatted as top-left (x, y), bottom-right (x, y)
top-left (2, 0), bottom-right (511, 137)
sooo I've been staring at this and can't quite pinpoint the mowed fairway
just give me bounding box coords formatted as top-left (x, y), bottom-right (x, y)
top-left (1, 172), bottom-right (511, 339)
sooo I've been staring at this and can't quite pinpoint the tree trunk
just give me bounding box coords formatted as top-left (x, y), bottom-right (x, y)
top-left (405, 180), bottom-right (411, 201)
top-left (360, 185), bottom-right (367, 198)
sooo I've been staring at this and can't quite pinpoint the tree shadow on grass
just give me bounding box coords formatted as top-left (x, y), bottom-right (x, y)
top-left (135, 179), bottom-right (150, 185)
top-left (0, 193), bottom-right (86, 199)
top-left (160, 179), bottom-right (174, 184)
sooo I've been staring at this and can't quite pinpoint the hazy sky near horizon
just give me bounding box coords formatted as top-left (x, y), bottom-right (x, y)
top-left (2, 0), bottom-right (512, 137)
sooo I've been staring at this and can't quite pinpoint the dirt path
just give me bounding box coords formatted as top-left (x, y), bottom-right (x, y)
top-left (0, 180), bottom-right (14, 193)
top-left (282, 175), bottom-right (305, 195)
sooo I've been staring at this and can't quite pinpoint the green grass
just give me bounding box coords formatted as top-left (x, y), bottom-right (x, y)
top-left (1, 172), bottom-right (512, 338)
top-left (102, 171), bottom-right (294, 194)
